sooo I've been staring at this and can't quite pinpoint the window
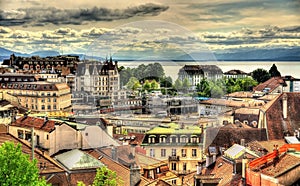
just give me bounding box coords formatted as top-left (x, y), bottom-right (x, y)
top-left (53, 98), bottom-right (57, 102)
top-left (181, 149), bottom-right (187, 157)
top-left (47, 98), bottom-right (51, 102)
top-left (161, 149), bottom-right (166, 157)
top-left (171, 180), bottom-right (177, 185)
top-left (170, 135), bottom-right (177, 143)
top-left (183, 163), bottom-right (187, 171)
top-left (191, 136), bottom-right (198, 143)
top-left (17, 130), bottom-right (24, 139)
top-left (150, 149), bottom-right (155, 157)
top-left (41, 105), bottom-right (45, 110)
top-left (180, 136), bottom-right (187, 143)
top-left (41, 99), bottom-right (45, 103)
top-left (47, 105), bottom-right (51, 110)
top-left (171, 163), bottom-right (177, 171)
top-left (53, 105), bottom-right (56, 110)
top-left (160, 136), bottom-right (166, 143)
top-left (24, 131), bottom-right (31, 141)
top-left (192, 149), bottom-right (197, 157)
top-left (171, 149), bottom-right (177, 156)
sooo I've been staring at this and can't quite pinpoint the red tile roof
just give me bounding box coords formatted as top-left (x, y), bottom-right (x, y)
top-left (254, 77), bottom-right (286, 93)
top-left (260, 153), bottom-right (300, 177)
top-left (10, 116), bottom-right (61, 133)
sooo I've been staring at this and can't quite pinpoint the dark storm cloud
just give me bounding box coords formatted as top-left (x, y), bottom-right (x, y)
top-left (0, 3), bottom-right (169, 26)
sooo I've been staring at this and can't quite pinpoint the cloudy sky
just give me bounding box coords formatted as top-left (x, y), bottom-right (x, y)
top-left (0, 0), bottom-right (299, 59)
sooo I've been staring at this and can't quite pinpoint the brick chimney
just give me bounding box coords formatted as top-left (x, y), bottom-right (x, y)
top-left (130, 164), bottom-right (141, 186)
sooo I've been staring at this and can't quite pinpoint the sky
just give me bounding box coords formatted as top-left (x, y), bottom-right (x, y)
top-left (0, 0), bottom-right (299, 59)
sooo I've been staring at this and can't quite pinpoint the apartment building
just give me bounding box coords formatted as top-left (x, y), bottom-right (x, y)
top-left (178, 65), bottom-right (223, 89)
top-left (75, 58), bottom-right (120, 101)
top-left (2, 54), bottom-right (79, 76)
top-left (141, 123), bottom-right (203, 176)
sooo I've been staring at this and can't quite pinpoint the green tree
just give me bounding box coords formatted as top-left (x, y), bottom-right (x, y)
top-left (160, 76), bottom-right (173, 88)
top-left (92, 166), bottom-right (120, 186)
top-left (0, 141), bottom-right (48, 186)
top-left (174, 78), bottom-right (183, 90)
top-left (119, 67), bottom-right (133, 88)
top-left (182, 78), bottom-right (191, 92)
top-left (126, 77), bottom-right (141, 91)
top-left (150, 79), bottom-right (159, 90)
top-left (269, 64), bottom-right (281, 77)
top-left (142, 80), bottom-right (152, 92)
top-left (196, 78), bottom-right (211, 97)
top-left (251, 68), bottom-right (271, 83)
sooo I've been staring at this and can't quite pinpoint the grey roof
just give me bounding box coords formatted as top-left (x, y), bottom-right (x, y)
top-left (55, 149), bottom-right (104, 170)
top-left (284, 136), bottom-right (300, 144)
top-left (179, 65), bottom-right (223, 74)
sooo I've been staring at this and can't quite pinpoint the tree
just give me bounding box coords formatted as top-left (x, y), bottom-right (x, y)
top-left (182, 78), bottom-right (191, 92)
top-left (251, 68), bottom-right (271, 83)
top-left (0, 141), bottom-right (48, 186)
top-left (196, 78), bottom-right (210, 97)
top-left (269, 64), bottom-right (281, 77)
top-left (93, 166), bottom-right (120, 186)
top-left (125, 77), bottom-right (141, 91)
top-left (174, 78), bottom-right (183, 90)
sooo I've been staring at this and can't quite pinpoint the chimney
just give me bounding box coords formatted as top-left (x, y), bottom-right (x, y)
top-left (282, 93), bottom-right (288, 119)
top-left (130, 143), bottom-right (137, 158)
top-left (111, 146), bottom-right (117, 161)
top-left (242, 158), bottom-right (248, 179)
top-left (196, 162), bottom-right (202, 175)
top-left (298, 128), bottom-right (300, 139)
top-left (240, 139), bottom-right (245, 147)
top-left (273, 145), bottom-right (279, 167)
top-left (130, 164), bottom-right (141, 186)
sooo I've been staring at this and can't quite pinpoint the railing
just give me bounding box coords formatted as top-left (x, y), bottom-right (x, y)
top-left (168, 156), bottom-right (180, 161)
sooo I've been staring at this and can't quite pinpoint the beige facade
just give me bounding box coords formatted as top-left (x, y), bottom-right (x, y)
top-left (9, 116), bottom-right (119, 155)
top-left (0, 81), bottom-right (72, 113)
top-left (141, 123), bottom-right (203, 176)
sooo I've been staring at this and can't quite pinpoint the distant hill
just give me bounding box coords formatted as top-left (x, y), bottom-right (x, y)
top-left (30, 50), bottom-right (60, 57)
top-left (0, 47), bottom-right (299, 62)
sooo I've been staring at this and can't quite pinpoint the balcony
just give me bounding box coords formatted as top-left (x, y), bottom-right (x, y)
top-left (168, 156), bottom-right (180, 161)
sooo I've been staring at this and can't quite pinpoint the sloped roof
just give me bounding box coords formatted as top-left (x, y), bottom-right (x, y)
top-left (224, 69), bottom-right (247, 75)
top-left (85, 149), bottom-right (151, 186)
top-left (224, 144), bottom-right (259, 160)
top-left (179, 65), bottom-right (223, 74)
top-left (254, 77), bottom-right (286, 92)
top-left (55, 149), bottom-right (104, 170)
top-left (260, 153), bottom-right (300, 177)
top-left (11, 116), bottom-right (60, 133)
top-left (0, 132), bottom-right (65, 174)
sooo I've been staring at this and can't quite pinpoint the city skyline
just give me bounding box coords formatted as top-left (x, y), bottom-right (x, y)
top-left (0, 0), bottom-right (299, 60)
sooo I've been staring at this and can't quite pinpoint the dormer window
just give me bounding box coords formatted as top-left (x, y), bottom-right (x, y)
top-left (160, 135), bottom-right (167, 143)
top-left (148, 135), bottom-right (156, 144)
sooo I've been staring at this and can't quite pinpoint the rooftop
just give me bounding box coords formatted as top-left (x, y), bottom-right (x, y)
top-left (55, 149), bottom-right (104, 170)
top-left (11, 116), bottom-right (60, 133)
top-left (146, 123), bottom-right (202, 135)
top-left (254, 77), bottom-right (286, 93)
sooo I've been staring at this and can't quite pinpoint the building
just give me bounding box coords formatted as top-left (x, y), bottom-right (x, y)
top-left (9, 116), bottom-right (120, 155)
top-left (0, 126), bottom-right (69, 185)
top-left (282, 75), bottom-right (300, 92)
top-left (178, 65), bottom-right (223, 89)
top-left (75, 58), bottom-right (120, 100)
top-left (141, 123), bottom-right (203, 177)
top-left (0, 81), bottom-right (72, 113)
top-left (254, 77), bottom-right (287, 94)
top-left (223, 69), bottom-right (249, 79)
top-left (246, 144), bottom-right (300, 186)
top-left (54, 149), bottom-right (104, 186)
top-left (2, 54), bottom-right (79, 76)
top-left (0, 99), bottom-right (17, 125)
